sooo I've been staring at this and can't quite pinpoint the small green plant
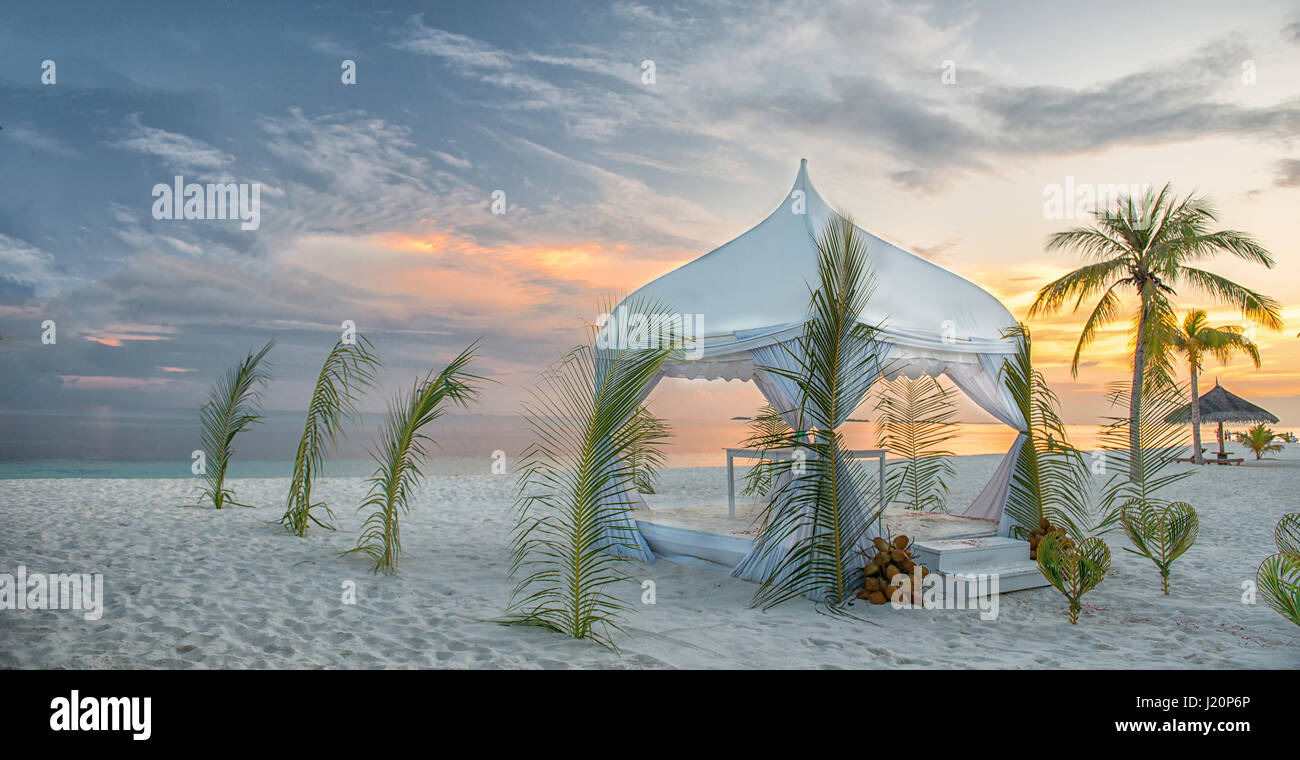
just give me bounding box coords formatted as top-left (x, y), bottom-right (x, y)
top-left (1119, 500), bottom-right (1198, 594)
top-left (874, 375), bottom-right (957, 512)
top-left (1241, 424), bottom-right (1283, 460)
top-left (1257, 513), bottom-right (1300, 626)
top-left (282, 337), bottom-right (381, 536)
top-left (197, 341), bottom-right (274, 509)
top-left (1036, 532), bottom-right (1111, 624)
top-left (627, 406), bottom-right (671, 495)
top-left (503, 298), bottom-right (680, 650)
top-left (346, 344), bottom-right (482, 575)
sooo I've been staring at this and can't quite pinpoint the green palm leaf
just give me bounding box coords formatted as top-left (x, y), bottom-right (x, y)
top-left (746, 214), bottom-right (888, 610)
top-left (739, 404), bottom-right (792, 500)
top-left (627, 406), bottom-right (672, 495)
top-left (1275, 513), bottom-right (1300, 557)
top-left (1257, 553), bottom-right (1300, 626)
top-left (1119, 500), bottom-right (1198, 594)
top-left (999, 325), bottom-right (1094, 541)
top-left (875, 375), bottom-right (956, 512)
top-left (1037, 533), bottom-right (1111, 624)
top-left (197, 341), bottom-right (274, 509)
top-left (1258, 513), bottom-right (1300, 626)
top-left (345, 343), bottom-right (482, 575)
top-left (1099, 379), bottom-right (1192, 519)
top-left (282, 337), bottom-right (381, 536)
top-left (502, 298), bottom-right (680, 651)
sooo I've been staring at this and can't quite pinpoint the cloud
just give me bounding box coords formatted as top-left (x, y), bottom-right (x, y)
top-left (388, 7), bottom-right (1300, 195)
top-left (0, 234), bottom-right (82, 297)
top-left (392, 15), bottom-right (644, 141)
top-left (1274, 158), bottom-right (1300, 187)
top-left (977, 39), bottom-right (1300, 153)
top-left (432, 150), bottom-right (473, 170)
top-left (110, 113), bottom-right (235, 174)
top-left (3, 125), bottom-right (80, 158)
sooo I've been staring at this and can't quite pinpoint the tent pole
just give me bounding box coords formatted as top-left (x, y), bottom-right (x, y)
top-left (1218, 421), bottom-right (1225, 457)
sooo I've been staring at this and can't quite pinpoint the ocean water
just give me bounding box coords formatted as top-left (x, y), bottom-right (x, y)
top-left (0, 406), bottom-right (1106, 479)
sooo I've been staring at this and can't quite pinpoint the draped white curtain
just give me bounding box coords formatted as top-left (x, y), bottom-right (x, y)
top-left (731, 339), bottom-right (892, 584)
top-left (944, 353), bottom-right (1027, 533)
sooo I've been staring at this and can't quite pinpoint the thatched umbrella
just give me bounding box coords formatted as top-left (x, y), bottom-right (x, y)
top-left (1166, 381), bottom-right (1279, 459)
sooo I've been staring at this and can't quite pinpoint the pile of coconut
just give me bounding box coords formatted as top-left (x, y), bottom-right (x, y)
top-left (1026, 517), bottom-right (1068, 560)
top-left (856, 534), bottom-right (930, 606)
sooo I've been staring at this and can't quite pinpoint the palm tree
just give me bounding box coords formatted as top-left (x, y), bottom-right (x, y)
top-left (1169, 309), bottom-right (1261, 464)
top-left (1241, 424), bottom-right (1283, 460)
top-left (1029, 185), bottom-right (1282, 475)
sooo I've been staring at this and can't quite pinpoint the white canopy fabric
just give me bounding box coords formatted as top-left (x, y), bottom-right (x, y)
top-left (597, 160), bottom-right (1028, 573)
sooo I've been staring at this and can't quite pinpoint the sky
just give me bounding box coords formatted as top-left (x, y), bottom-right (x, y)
top-left (2, 0), bottom-right (1299, 451)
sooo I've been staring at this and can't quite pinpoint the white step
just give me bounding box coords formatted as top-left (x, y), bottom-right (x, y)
top-left (938, 562), bottom-right (1049, 596)
top-left (637, 520), bottom-right (754, 568)
top-left (912, 536), bottom-right (1029, 573)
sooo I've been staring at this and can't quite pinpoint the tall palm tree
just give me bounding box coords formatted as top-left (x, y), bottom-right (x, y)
top-left (1170, 309), bottom-right (1261, 464)
top-left (1029, 185), bottom-right (1282, 475)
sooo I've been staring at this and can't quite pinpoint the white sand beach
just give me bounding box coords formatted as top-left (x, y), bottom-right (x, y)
top-left (2, 449), bottom-right (1298, 669)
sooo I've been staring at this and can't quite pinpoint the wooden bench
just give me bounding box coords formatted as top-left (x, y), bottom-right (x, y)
top-left (1175, 449), bottom-right (1242, 465)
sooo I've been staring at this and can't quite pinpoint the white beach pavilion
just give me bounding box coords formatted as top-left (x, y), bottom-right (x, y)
top-left (599, 160), bottom-right (1029, 582)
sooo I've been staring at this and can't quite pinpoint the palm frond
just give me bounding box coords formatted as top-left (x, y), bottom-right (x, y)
top-left (745, 214), bottom-right (888, 610)
top-left (1036, 533), bottom-right (1110, 624)
top-left (874, 375), bottom-right (956, 512)
top-left (1119, 500), bottom-right (1198, 594)
top-left (345, 343), bottom-right (482, 575)
top-left (1070, 282), bottom-right (1124, 377)
top-left (739, 404), bottom-right (791, 499)
top-left (1275, 513), bottom-right (1300, 556)
top-left (282, 337), bottom-right (381, 536)
top-left (1257, 513), bottom-right (1300, 626)
top-left (1098, 380), bottom-right (1192, 521)
top-left (1174, 266), bottom-right (1284, 331)
top-left (999, 325), bottom-right (1095, 541)
top-left (1257, 553), bottom-right (1300, 626)
top-left (627, 405), bottom-right (672, 494)
top-left (502, 297), bottom-right (680, 651)
top-left (197, 341), bottom-right (274, 509)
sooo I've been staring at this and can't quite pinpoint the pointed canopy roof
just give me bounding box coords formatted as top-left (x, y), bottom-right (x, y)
top-left (1167, 381), bottom-right (1280, 425)
top-left (625, 160), bottom-right (1017, 357)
